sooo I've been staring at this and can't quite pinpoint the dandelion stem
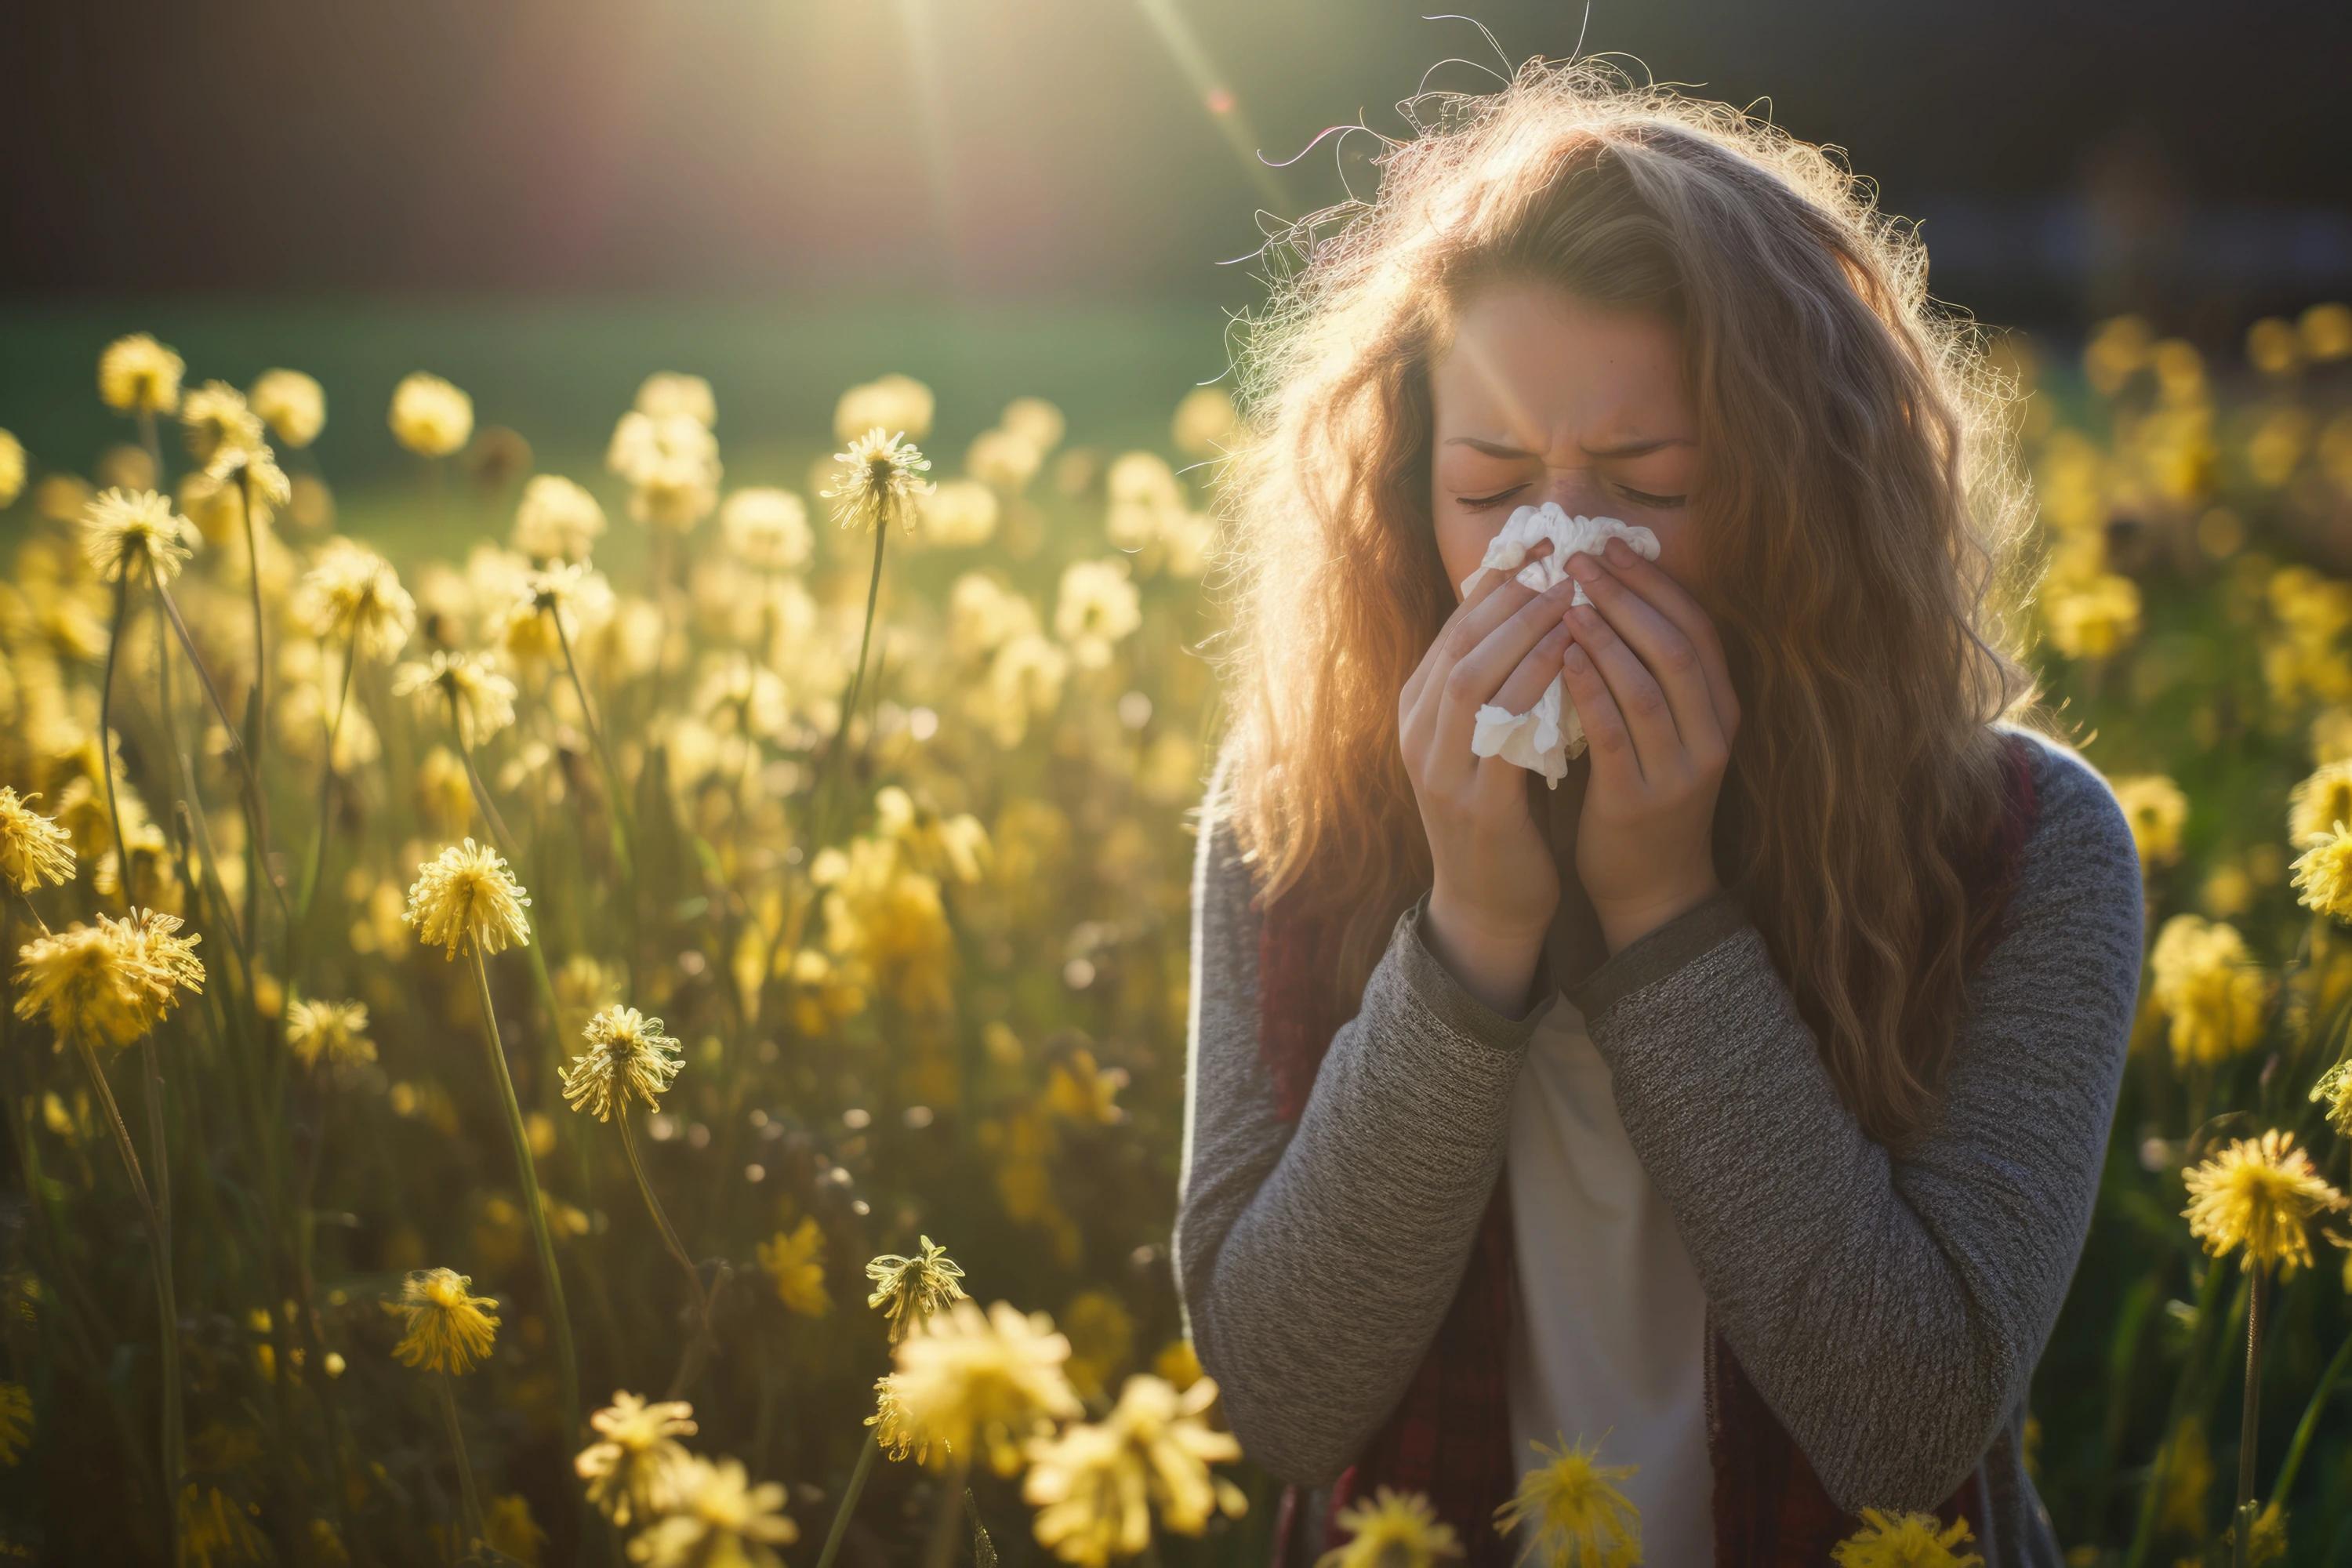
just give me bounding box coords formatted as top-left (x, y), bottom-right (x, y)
top-left (920, 1456), bottom-right (971, 1568)
top-left (74, 1032), bottom-right (183, 1566)
top-left (811, 1429), bottom-right (880, 1568)
top-left (136, 408), bottom-right (163, 488)
top-left (2269, 1323), bottom-right (2352, 1508)
top-left (98, 572), bottom-right (135, 911)
top-left (615, 1111), bottom-right (714, 1399)
top-left (296, 633), bottom-right (359, 942)
top-left (436, 1370), bottom-right (488, 1550)
top-left (466, 943), bottom-right (583, 1447)
top-left (2233, 1264), bottom-right (2269, 1568)
top-left (821, 520), bottom-right (890, 843)
top-left (150, 579), bottom-right (292, 924)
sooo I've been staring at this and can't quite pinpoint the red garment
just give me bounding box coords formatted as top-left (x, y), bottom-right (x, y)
top-left (1250, 734), bottom-right (2041, 1566)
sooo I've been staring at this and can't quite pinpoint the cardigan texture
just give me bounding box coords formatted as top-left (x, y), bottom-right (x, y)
top-left (1172, 721), bottom-right (2147, 1566)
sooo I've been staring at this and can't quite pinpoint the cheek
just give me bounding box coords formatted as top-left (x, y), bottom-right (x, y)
top-left (1432, 506), bottom-right (1494, 601)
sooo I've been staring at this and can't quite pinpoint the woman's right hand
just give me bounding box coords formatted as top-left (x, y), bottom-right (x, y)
top-left (1398, 539), bottom-right (1581, 1007)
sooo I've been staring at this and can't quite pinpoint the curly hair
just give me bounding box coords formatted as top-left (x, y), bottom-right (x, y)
top-left (1196, 53), bottom-right (2060, 1146)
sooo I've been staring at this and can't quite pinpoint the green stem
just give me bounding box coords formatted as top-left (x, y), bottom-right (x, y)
top-left (615, 1112), bottom-right (714, 1399)
top-left (821, 521), bottom-right (890, 844)
top-left (813, 1429), bottom-right (881, 1568)
top-left (920, 1457), bottom-right (971, 1568)
top-left (466, 944), bottom-right (583, 1446)
top-left (2124, 1259), bottom-right (2236, 1568)
top-left (2233, 1264), bottom-right (2269, 1568)
top-left (98, 573), bottom-right (135, 906)
top-left (296, 633), bottom-right (359, 942)
top-left (74, 1033), bottom-right (182, 1566)
top-left (551, 611), bottom-right (637, 873)
top-left (151, 581), bottom-right (292, 924)
top-left (2269, 1324), bottom-right (2352, 1509)
top-left (437, 1371), bottom-right (488, 1550)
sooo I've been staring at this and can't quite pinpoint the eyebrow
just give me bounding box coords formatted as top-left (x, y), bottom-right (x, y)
top-left (1443, 434), bottom-right (1697, 459)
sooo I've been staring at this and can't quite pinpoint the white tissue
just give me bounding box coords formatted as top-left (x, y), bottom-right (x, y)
top-left (1463, 503), bottom-right (1661, 789)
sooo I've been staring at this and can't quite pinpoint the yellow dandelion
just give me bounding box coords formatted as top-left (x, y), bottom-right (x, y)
top-left (757, 1216), bottom-right (832, 1317)
top-left (180, 379), bottom-right (265, 467)
top-left (2108, 775), bottom-right (2189, 872)
top-left (575, 1391), bottom-right (699, 1526)
top-left (390, 1267), bottom-right (500, 1375)
top-left (404, 837), bottom-right (533, 959)
top-left (2183, 1128), bottom-right (2346, 1270)
top-left (99, 332), bottom-right (184, 416)
top-left (249, 368), bottom-right (326, 448)
top-left (0, 1382), bottom-right (29, 1466)
top-left (80, 487), bottom-right (200, 585)
top-left (390, 372), bottom-right (474, 458)
top-left (625, 1455), bottom-right (797, 1568)
top-left (2146, 914), bottom-right (2270, 1067)
top-left (513, 474), bottom-right (608, 563)
top-left (865, 1233), bottom-right (969, 1341)
top-left (1318, 1487), bottom-right (1465, 1568)
top-left (13, 907), bottom-right (205, 1051)
top-left (867, 1374), bottom-right (943, 1464)
top-left (882, 1298), bottom-right (1083, 1476)
top-left (179, 1484), bottom-right (267, 1566)
top-left (284, 997), bottom-right (376, 1071)
top-left (486, 1493), bottom-right (546, 1566)
top-left (1492, 1433), bottom-right (1641, 1568)
top-left (1831, 1508), bottom-right (1985, 1568)
top-left (633, 372), bottom-right (717, 427)
top-left (293, 540), bottom-right (417, 660)
top-left (0, 429), bottom-right (24, 507)
top-left (2310, 1058), bottom-right (2352, 1138)
top-left (393, 650), bottom-right (519, 746)
top-left (561, 1004), bottom-right (684, 1121)
top-left (1022, 1373), bottom-right (1245, 1563)
top-left (2290, 820), bottom-right (2352, 921)
top-left (821, 427), bottom-right (935, 535)
top-left (0, 788), bottom-right (76, 892)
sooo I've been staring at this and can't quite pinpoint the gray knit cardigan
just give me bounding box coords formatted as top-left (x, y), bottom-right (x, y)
top-left (1173, 722), bottom-right (2147, 1566)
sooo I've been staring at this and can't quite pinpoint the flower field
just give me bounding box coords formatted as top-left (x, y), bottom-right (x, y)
top-left (2, 303), bottom-right (2352, 1566)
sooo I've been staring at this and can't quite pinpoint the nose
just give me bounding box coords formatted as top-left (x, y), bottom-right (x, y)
top-left (1536, 466), bottom-right (1611, 517)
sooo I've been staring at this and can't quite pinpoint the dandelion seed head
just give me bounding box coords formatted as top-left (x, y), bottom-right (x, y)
top-left (285, 997), bottom-right (376, 1071)
top-left (250, 368), bottom-right (327, 448)
top-left (394, 651), bottom-right (519, 746)
top-left (390, 1267), bottom-right (500, 1375)
top-left (633, 372), bottom-right (717, 428)
top-left (180, 380), bottom-right (266, 468)
top-left (99, 333), bottom-right (184, 417)
top-left (514, 474), bottom-right (608, 564)
top-left (821, 428), bottom-right (935, 535)
top-left (80, 488), bottom-right (200, 585)
top-left (0, 788), bottom-right (76, 893)
top-left (294, 540), bottom-right (417, 661)
top-left (560, 1004), bottom-right (684, 1120)
top-left (390, 372), bottom-right (474, 459)
top-left (404, 837), bottom-right (533, 960)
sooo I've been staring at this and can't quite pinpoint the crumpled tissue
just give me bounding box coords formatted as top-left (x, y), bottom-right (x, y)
top-left (1461, 503), bottom-right (1661, 788)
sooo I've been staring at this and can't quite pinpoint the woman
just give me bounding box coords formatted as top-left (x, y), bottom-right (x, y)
top-left (1171, 55), bottom-right (2147, 1568)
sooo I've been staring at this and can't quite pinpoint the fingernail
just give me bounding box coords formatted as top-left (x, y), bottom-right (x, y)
top-left (1604, 538), bottom-right (1632, 564)
top-left (1566, 555), bottom-right (1599, 582)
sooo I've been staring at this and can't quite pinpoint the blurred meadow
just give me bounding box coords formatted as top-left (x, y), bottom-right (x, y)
top-left (8, 2), bottom-right (2352, 1566)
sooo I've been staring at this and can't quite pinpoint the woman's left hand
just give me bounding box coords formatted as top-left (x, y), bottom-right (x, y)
top-left (1559, 535), bottom-right (1744, 953)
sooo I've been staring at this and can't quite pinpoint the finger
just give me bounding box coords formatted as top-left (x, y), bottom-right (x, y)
top-left (1403, 538), bottom-right (1561, 750)
top-left (1564, 597), bottom-right (1675, 783)
top-left (1560, 630), bottom-right (1639, 796)
top-left (1595, 537), bottom-right (1741, 742)
top-left (1470, 621), bottom-right (1574, 815)
top-left (1431, 574), bottom-right (1585, 789)
top-left (1566, 554), bottom-right (1728, 769)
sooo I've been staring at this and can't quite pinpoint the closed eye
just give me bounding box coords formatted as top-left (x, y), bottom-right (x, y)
top-left (1618, 486), bottom-right (1686, 510)
top-left (1456, 486), bottom-right (1526, 512)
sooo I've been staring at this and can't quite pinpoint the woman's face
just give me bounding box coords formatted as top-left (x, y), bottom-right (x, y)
top-left (1428, 275), bottom-right (1702, 603)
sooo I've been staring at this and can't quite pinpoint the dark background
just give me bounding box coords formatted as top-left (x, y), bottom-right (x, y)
top-left (5, 0), bottom-right (2348, 321)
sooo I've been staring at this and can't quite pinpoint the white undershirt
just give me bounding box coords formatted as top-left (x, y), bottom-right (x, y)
top-left (1504, 993), bottom-right (1716, 1567)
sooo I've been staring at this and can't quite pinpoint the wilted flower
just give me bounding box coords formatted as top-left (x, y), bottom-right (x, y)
top-left (864, 1233), bottom-right (968, 1341)
top-left (719, 488), bottom-right (813, 573)
top-left (13, 908), bottom-right (205, 1051)
top-left (513, 474), bottom-right (608, 563)
top-left (285, 997), bottom-right (376, 1071)
top-left (1831, 1508), bottom-right (1984, 1568)
top-left (1021, 1374), bottom-right (1244, 1564)
top-left (1317, 1487), bottom-right (1463, 1568)
top-left (250, 368), bottom-right (326, 448)
top-left (624, 1456), bottom-right (797, 1568)
top-left (757, 1217), bottom-right (831, 1317)
top-left (394, 650), bottom-right (519, 745)
top-left (1491, 1433), bottom-right (1641, 1568)
top-left (81, 488), bottom-right (199, 585)
top-left (294, 539), bottom-right (417, 660)
top-left (390, 1267), bottom-right (500, 1374)
top-left (390, 372), bottom-right (474, 458)
top-left (404, 838), bottom-right (533, 959)
top-left (2183, 1128), bottom-right (2345, 1270)
top-left (821, 428), bottom-right (935, 535)
top-left (0, 789), bottom-right (76, 892)
top-left (880, 1298), bottom-right (1083, 1475)
top-left (560, 1004), bottom-right (684, 1121)
top-left (575, 1392), bottom-right (699, 1526)
top-left (99, 333), bottom-right (184, 417)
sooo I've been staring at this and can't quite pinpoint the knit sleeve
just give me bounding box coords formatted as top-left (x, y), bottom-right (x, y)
top-left (1171, 738), bottom-right (1557, 1487)
top-left (1563, 729), bottom-right (2147, 1514)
